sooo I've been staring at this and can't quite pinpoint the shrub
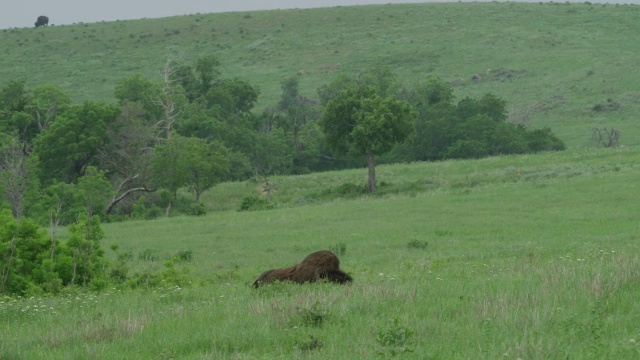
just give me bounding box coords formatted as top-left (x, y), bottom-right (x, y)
top-left (175, 249), bottom-right (193, 262)
top-left (375, 318), bottom-right (415, 356)
top-left (238, 194), bottom-right (273, 211)
top-left (407, 239), bottom-right (428, 250)
top-left (187, 203), bottom-right (206, 216)
top-left (294, 301), bottom-right (330, 328)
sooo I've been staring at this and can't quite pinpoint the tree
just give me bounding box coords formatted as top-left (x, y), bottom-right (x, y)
top-left (77, 166), bottom-right (113, 219)
top-left (181, 137), bottom-right (229, 203)
top-left (251, 127), bottom-right (292, 182)
top-left (151, 137), bottom-right (188, 216)
top-left (0, 84), bottom-right (70, 153)
top-left (114, 73), bottom-right (163, 121)
top-left (395, 78), bottom-right (565, 162)
top-left (0, 210), bottom-right (50, 294)
top-left (274, 76), bottom-right (323, 174)
top-left (99, 102), bottom-right (157, 215)
top-left (0, 135), bottom-right (32, 218)
top-left (33, 101), bottom-right (119, 185)
top-left (67, 214), bottom-right (105, 289)
top-left (320, 85), bottom-right (415, 192)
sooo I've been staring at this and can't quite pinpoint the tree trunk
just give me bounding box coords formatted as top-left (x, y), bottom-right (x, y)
top-left (367, 150), bottom-right (376, 193)
top-left (165, 198), bottom-right (172, 217)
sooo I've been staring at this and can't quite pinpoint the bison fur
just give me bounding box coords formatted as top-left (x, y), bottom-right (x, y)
top-left (253, 250), bottom-right (352, 288)
top-left (35, 16), bottom-right (49, 28)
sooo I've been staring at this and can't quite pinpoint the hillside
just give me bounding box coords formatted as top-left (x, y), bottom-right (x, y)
top-left (3, 146), bottom-right (639, 358)
top-left (2, 2), bottom-right (640, 148)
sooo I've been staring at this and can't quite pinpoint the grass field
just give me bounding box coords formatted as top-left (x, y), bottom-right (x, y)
top-left (2, 2), bottom-right (640, 148)
top-left (1, 147), bottom-right (639, 358)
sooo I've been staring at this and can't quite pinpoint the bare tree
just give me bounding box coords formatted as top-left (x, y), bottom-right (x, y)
top-left (155, 53), bottom-right (186, 140)
top-left (0, 139), bottom-right (30, 218)
top-left (591, 127), bottom-right (620, 148)
top-left (99, 102), bottom-right (157, 214)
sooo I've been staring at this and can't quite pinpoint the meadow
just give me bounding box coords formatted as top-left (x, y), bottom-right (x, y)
top-left (2, 2), bottom-right (640, 148)
top-left (2, 2), bottom-right (640, 358)
top-left (1, 146), bottom-right (639, 359)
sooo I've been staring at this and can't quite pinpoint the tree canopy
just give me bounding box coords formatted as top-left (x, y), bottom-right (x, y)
top-left (321, 85), bottom-right (415, 192)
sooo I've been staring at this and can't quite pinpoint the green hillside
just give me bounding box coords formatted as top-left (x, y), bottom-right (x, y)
top-left (2, 147), bottom-right (640, 358)
top-left (2, 2), bottom-right (640, 148)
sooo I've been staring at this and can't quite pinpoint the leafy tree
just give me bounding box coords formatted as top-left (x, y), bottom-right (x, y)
top-left (274, 76), bottom-right (323, 174)
top-left (320, 85), bottom-right (415, 192)
top-left (0, 210), bottom-right (50, 294)
top-left (151, 137), bottom-right (189, 216)
top-left (181, 138), bottom-right (230, 203)
top-left (0, 80), bottom-right (28, 114)
top-left (33, 101), bottom-right (120, 185)
top-left (251, 127), bottom-right (292, 181)
top-left (67, 214), bottom-right (105, 289)
top-left (114, 73), bottom-right (163, 121)
top-left (77, 166), bottom-right (113, 219)
top-left (99, 102), bottom-right (157, 215)
top-left (395, 78), bottom-right (564, 162)
top-left (0, 84), bottom-right (70, 152)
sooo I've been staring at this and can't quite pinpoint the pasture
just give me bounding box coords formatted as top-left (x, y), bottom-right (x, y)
top-left (2, 147), bottom-right (639, 359)
top-left (2, 2), bottom-right (640, 148)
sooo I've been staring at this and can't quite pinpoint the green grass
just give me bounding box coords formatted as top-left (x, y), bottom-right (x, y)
top-left (2, 2), bottom-right (640, 148)
top-left (2, 147), bottom-right (639, 358)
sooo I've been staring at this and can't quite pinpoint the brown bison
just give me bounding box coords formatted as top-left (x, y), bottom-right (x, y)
top-left (253, 250), bottom-right (352, 288)
top-left (35, 16), bottom-right (49, 28)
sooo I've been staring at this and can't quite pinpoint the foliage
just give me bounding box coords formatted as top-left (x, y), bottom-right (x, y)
top-left (152, 135), bottom-right (229, 214)
top-left (66, 214), bottom-right (106, 289)
top-left (320, 82), bottom-right (415, 192)
top-left (375, 318), bottom-right (415, 356)
top-left (393, 78), bottom-right (565, 162)
top-left (32, 101), bottom-right (120, 185)
top-left (294, 301), bottom-right (330, 328)
top-left (406, 239), bottom-right (428, 250)
top-left (1, 147), bottom-right (640, 358)
top-left (238, 194), bottom-right (273, 212)
top-left (0, 210), bottom-right (50, 295)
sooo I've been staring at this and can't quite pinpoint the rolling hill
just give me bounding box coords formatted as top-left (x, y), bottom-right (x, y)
top-left (2, 2), bottom-right (640, 148)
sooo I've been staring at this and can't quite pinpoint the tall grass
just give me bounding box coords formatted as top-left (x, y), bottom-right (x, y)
top-left (2, 148), bottom-right (639, 358)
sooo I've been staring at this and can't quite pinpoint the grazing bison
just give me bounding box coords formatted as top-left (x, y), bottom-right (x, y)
top-left (35, 16), bottom-right (49, 28)
top-left (253, 250), bottom-right (352, 288)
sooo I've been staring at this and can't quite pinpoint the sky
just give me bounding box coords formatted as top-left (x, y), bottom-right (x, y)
top-left (2, 0), bottom-right (636, 29)
top-left (0, 0), bottom-right (431, 29)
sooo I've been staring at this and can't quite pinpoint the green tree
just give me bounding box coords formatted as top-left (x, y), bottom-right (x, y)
top-left (33, 101), bottom-right (120, 185)
top-left (182, 138), bottom-right (230, 203)
top-left (77, 166), bottom-right (113, 219)
top-left (151, 136), bottom-right (190, 216)
top-left (396, 78), bottom-right (564, 162)
top-left (320, 85), bottom-right (415, 192)
top-left (0, 210), bottom-right (51, 294)
top-left (67, 214), bottom-right (105, 289)
top-left (99, 103), bottom-right (158, 215)
top-left (0, 84), bottom-right (71, 152)
top-left (114, 73), bottom-right (163, 121)
top-left (274, 76), bottom-right (323, 174)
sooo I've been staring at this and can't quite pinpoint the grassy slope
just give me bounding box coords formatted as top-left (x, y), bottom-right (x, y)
top-left (2, 147), bottom-right (639, 359)
top-left (2, 2), bottom-right (640, 148)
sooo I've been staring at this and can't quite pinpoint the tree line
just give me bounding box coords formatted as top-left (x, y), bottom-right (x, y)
top-left (0, 57), bottom-right (566, 295)
top-left (0, 57), bottom-right (565, 223)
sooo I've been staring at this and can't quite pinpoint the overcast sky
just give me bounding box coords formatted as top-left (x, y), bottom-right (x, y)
top-left (0, 0), bottom-right (429, 29)
top-left (2, 0), bottom-right (634, 29)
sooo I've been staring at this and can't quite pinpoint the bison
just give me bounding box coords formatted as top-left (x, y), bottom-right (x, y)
top-left (253, 250), bottom-right (352, 288)
top-left (35, 16), bottom-right (49, 28)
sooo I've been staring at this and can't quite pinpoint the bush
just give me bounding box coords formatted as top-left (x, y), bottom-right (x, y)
top-left (187, 203), bottom-right (206, 216)
top-left (238, 194), bottom-right (273, 211)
